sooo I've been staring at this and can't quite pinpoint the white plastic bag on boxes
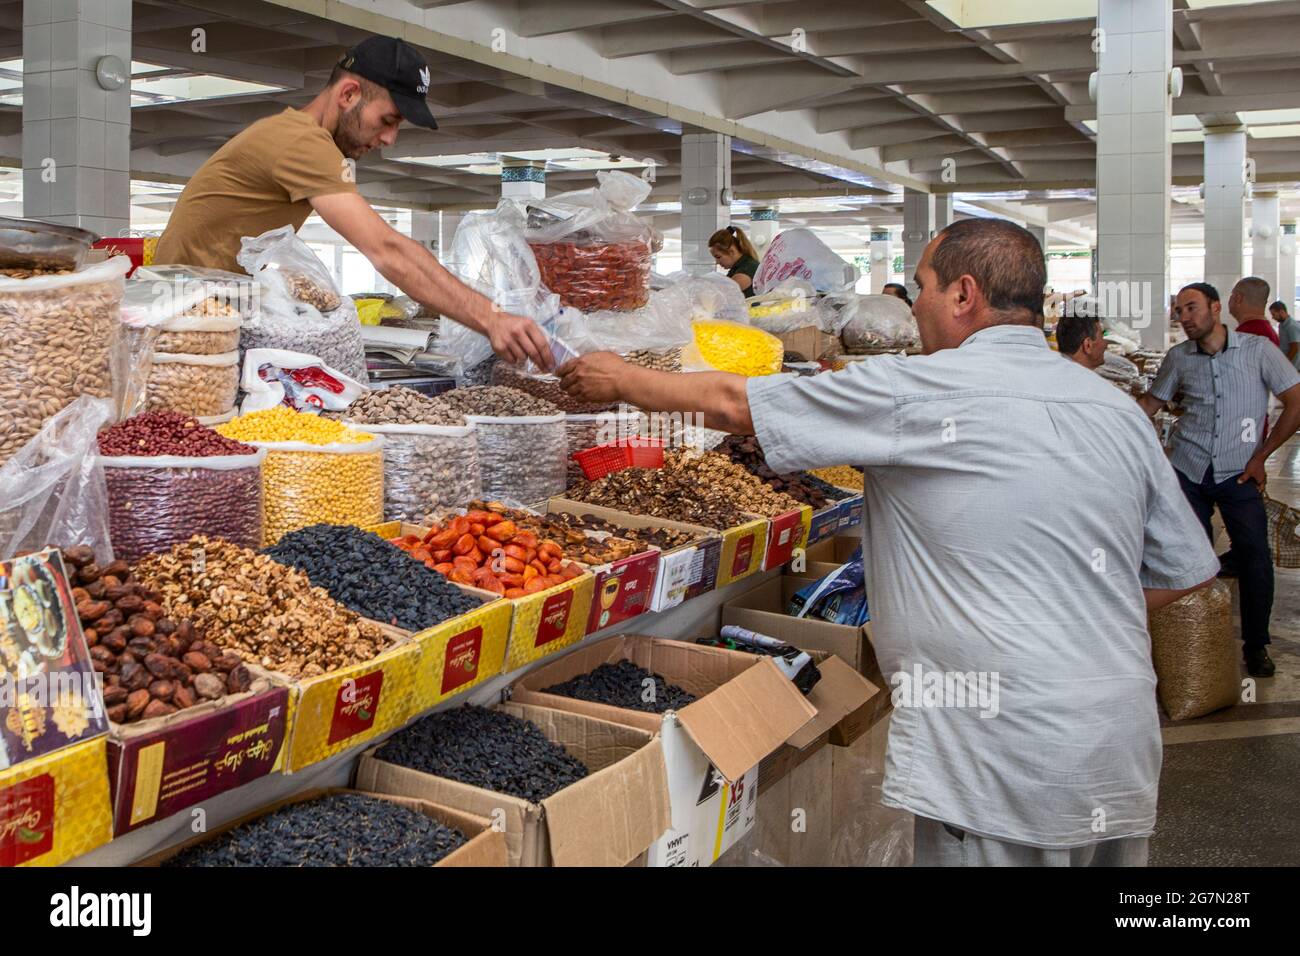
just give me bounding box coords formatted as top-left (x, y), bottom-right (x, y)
top-left (239, 348), bottom-right (368, 414)
top-left (754, 227), bottom-right (858, 295)
top-left (0, 396), bottom-right (115, 563)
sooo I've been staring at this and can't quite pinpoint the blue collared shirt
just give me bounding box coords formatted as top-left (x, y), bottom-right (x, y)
top-left (1149, 329), bottom-right (1300, 483)
top-left (747, 323), bottom-right (1217, 848)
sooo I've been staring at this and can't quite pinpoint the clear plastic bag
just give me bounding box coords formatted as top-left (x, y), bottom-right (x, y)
top-left (746, 279), bottom-right (831, 334)
top-left (0, 396), bottom-right (115, 562)
top-left (100, 450), bottom-right (266, 562)
top-left (0, 257), bottom-right (129, 467)
top-left (754, 227), bottom-right (858, 294)
top-left (464, 414), bottom-right (567, 506)
top-left (359, 423), bottom-right (481, 522)
top-left (491, 360), bottom-right (616, 414)
top-left (682, 320), bottom-right (785, 376)
top-left (247, 438), bottom-right (386, 546)
top-left (525, 171), bottom-right (656, 312)
top-left (237, 224), bottom-right (342, 313)
top-left (839, 294), bottom-right (920, 352)
top-left (239, 283), bottom-right (367, 382)
top-left (146, 350), bottom-right (240, 418)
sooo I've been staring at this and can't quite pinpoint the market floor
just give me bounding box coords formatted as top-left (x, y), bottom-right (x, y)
top-left (1150, 440), bottom-right (1300, 866)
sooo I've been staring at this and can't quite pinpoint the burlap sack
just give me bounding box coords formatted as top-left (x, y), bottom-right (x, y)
top-left (1148, 580), bottom-right (1240, 720)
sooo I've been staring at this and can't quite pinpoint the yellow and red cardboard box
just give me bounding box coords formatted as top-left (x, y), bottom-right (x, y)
top-left (356, 701), bottom-right (670, 867)
top-left (0, 736), bottom-right (112, 866)
top-left (135, 788), bottom-right (507, 867)
top-left (759, 505), bottom-right (812, 571)
top-left (509, 635), bottom-right (828, 867)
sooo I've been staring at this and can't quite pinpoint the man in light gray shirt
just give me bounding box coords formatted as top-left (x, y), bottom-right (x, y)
top-left (1271, 300), bottom-right (1300, 369)
top-left (558, 218), bottom-right (1218, 866)
top-left (1139, 282), bottom-right (1300, 678)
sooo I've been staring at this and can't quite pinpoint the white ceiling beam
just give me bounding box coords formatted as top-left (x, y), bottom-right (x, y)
top-left (814, 99), bottom-right (922, 134)
top-left (517, 0), bottom-right (675, 38)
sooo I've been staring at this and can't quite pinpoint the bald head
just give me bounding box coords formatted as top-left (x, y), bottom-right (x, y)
top-left (1230, 276), bottom-right (1271, 322)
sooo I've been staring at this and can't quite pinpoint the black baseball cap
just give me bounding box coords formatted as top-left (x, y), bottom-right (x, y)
top-left (337, 35), bottom-right (438, 129)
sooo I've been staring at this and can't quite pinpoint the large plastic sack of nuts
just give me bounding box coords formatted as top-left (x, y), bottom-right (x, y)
top-left (753, 227), bottom-right (858, 295)
top-left (1148, 580), bottom-right (1241, 720)
top-left (464, 413), bottom-right (567, 506)
top-left (524, 171), bottom-right (657, 312)
top-left (237, 227), bottom-right (366, 380)
top-left (0, 256), bottom-right (130, 468)
top-left (215, 408), bottom-right (385, 545)
top-left (145, 350), bottom-right (240, 419)
top-left (839, 293), bottom-right (920, 352)
top-left (359, 423), bottom-right (481, 522)
top-left (0, 396), bottom-right (115, 562)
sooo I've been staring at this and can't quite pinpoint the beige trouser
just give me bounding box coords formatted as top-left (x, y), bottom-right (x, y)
top-left (912, 817), bottom-right (1149, 867)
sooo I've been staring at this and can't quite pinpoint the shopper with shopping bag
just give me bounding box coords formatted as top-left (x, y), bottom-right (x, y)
top-left (154, 35), bottom-right (551, 370)
top-left (558, 217), bottom-right (1218, 867)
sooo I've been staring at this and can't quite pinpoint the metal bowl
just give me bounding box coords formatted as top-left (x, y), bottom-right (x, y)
top-left (0, 216), bottom-right (99, 272)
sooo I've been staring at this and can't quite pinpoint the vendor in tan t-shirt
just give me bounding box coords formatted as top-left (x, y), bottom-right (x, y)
top-left (155, 34), bottom-right (551, 368)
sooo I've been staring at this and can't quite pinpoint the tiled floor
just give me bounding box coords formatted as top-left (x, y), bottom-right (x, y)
top-left (1151, 438), bottom-right (1300, 866)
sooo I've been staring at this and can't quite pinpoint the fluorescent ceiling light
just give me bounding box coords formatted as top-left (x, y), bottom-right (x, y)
top-left (1240, 108), bottom-right (1300, 125)
top-left (399, 153), bottom-right (498, 168)
top-left (1248, 123), bottom-right (1300, 139)
top-left (926, 0), bottom-right (1094, 28)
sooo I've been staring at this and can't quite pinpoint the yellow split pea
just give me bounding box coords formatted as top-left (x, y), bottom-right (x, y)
top-left (217, 406), bottom-right (384, 544)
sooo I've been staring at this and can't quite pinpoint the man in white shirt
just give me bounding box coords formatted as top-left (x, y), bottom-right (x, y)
top-left (558, 217), bottom-right (1218, 866)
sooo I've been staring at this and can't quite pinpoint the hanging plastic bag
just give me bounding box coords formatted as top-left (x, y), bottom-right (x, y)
top-left (753, 227), bottom-right (857, 295)
top-left (239, 348), bottom-right (368, 414)
top-left (0, 396), bottom-right (115, 562)
top-left (525, 171), bottom-right (657, 312)
top-left (839, 294), bottom-right (920, 352)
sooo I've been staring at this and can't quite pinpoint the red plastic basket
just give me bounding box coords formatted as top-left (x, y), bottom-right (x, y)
top-left (572, 438), bottom-right (665, 481)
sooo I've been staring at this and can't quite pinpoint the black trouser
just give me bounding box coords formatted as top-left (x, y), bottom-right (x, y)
top-left (1176, 463), bottom-right (1272, 649)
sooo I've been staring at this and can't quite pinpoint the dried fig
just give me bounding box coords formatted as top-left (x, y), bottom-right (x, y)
top-left (226, 665), bottom-right (252, 695)
top-left (126, 689), bottom-right (150, 719)
top-left (193, 673), bottom-right (225, 700)
top-left (101, 630), bottom-right (128, 654)
top-left (142, 699), bottom-right (176, 720)
top-left (106, 704), bottom-right (128, 723)
top-left (102, 685), bottom-right (128, 706)
top-left (129, 615), bottom-right (156, 638)
top-left (77, 600), bottom-right (110, 622)
top-left (182, 651), bottom-right (211, 673)
top-left (173, 686), bottom-right (196, 710)
top-left (148, 680), bottom-right (175, 701)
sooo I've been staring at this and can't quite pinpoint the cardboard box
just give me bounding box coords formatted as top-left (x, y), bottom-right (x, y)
top-left (839, 494), bottom-right (864, 530)
top-left (407, 590), bottom-right (514, 713)
top-left (795, 533), bottom-right (859, 578)
top-left (807, 503), bottom-right (843, 546)
top-left (508, 635), bottom-right (821, 867)
top-left (136, 788), bottom-right (507, 867)
top-left (752, 742), bottom-right (835, 866)
top-left (722, 576), bottom-right (890, 729)
top-left (760, 505), bottom-right (813, 570)
top-left (501, 573), bottom-right (595, 672)
top-left (716, 517), bottom-right (769, 588)
top-left (776, 325), bottom-right (841, 362)
top-left (107, 683), bottom-right (291, 835)
top-left (281, 634), bottom-right (422, 774)
top-left (0, 736), bottom-right (112, 867)
top-left (355, 702), bottom-right (670, 867)
top-left (548, 499), bottom-right (727, 614)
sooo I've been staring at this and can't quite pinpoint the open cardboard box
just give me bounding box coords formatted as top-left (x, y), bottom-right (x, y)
top-left (758, 505), bottom-right (812, 570)
top-left (508, 635), bottom-right (840, 867)
top-left (107, 678), bottom-right (291, 835)
top-left (134, 788), bottom-right (506, 867)
top-left (1, 736), bottom-right (112, 867)
top-left (548, 498), bottom-right (727, 614)
top-left (722, 576), bottom-right (890, 729)
top-left (794, 533), bottom-right (860, 579)
top-left (775, 324), bottom-right (842, 363)
top-left (355, 701), bottom-right (670, 867)
top-left (370, 519), bottom-right (595, 673)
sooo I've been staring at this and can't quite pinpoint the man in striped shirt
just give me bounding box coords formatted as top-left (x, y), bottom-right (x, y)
top-left (1139, 282), bottom-right (1300, 678)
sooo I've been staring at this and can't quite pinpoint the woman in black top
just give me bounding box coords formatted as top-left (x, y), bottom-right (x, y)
top-left (708, 225), bottom-right (761, 297)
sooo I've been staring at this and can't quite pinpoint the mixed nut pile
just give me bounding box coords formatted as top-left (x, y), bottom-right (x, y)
top-left (163, 793), bottom-right (466, 867)
top-left (263, 524), bottom-right (480, 632)
top-left (809, 464), bottom-right (864, 491)
top-left (543, 661), bottom-right (696, 714)
top-left (325, 385), bottom-right (465, 426)
top-left (136, 537), bottom-right (390, 679)
top-left (544, 511), bottom-right (699, 552)
top-left (63, 546), bottom-right (264, 724)
top-left (714, 434), bottom-right (856, 510)
top-left (375, 705), bottom-right (589, 802)
top-left (438, 385), bottom-right (560, 418)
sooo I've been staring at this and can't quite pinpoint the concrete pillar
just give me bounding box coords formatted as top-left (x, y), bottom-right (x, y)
top-left (1281, 223), bottom-right (1297, 312)
top-left (22, 0), bottom-right (132, 236)
top-left (934, 193), bottom-right (954, 232)
top-left (869, 229), bottom-right (892, 293)
top-left (410, 210), bottom-right (437, 254)
top-left (438, 211), bottom-right (464, 260)
top-left (1095, 0), bottom-right (1173, 350)
top-left (1250, 190), bottom-right (1280, 302)
top-left (902, 188), bottom-right (935, 299)
top-left (748, 206), bottom-right (779, 256)
top-left (501, 159), bottom-right (545, 202)
top-left (680, 128), bottom-right (732, 275)
top-left (1203, 128), bottom-right (1247, 313)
